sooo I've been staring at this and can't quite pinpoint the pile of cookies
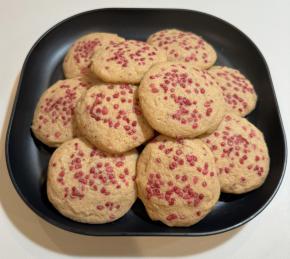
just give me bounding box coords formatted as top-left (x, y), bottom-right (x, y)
top-left (32, 29), bottom-right (270, 227)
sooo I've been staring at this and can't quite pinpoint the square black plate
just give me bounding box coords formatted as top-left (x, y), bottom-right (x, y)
top-left (6, 8), bottom-right (287, 236)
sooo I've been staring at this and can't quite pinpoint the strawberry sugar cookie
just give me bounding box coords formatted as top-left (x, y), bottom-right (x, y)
top-left (32, 78), bottom-right (94, 147)
top-left (90, 40), bottom-right (167, 84)
top-left (75, 83), bottom-right (154, 154)
top-left (139, 62), bottom-right (225, 138)
top-left (63, 32), bottom-right (124, 79)
top-left (47, 138), bottom-right (138, 223)
top-left (208, 66), bottom-right (257, 116)
top-left (147, 29), bottom-right (217, 69)
top-left (136, 135), bottom-right (220, 227)
top-left (201, 113), bottom-right (270, 194)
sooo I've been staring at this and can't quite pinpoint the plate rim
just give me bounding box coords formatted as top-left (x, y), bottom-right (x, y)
top-left (5, 7), bottom-right (288, 236)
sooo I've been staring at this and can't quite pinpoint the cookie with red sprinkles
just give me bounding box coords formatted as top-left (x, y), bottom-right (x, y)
top-left (90, 40), bottom-right (167, 84)
top-left (208, 66), bottom-right (257, 116)
top-left (47, 138), bottom-right (138, 223)
top-left (136, 135), bottom-right (220, 227)
top-left (201, 113), bottom-right (270, 194)
top-left (75, 83), bottom-right (154, 154)
top-left (32, 78), bottom-right (94, 147)
top-left (139, 62), bottom-right (225, 138)
top-left (63, 32), bottom-right (124, 79)
top-left (147, 29), bottom-right (217, 69)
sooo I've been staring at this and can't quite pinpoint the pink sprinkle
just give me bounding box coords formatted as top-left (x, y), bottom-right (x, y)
top-left (116, 161), bottom-right (124, 167)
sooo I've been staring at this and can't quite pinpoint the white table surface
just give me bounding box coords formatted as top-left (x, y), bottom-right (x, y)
top-left (0, 0), bottom-right (289, 258)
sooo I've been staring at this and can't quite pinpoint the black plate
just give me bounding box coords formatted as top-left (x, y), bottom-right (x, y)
top-left (6, 8), bottom-right (287, 236)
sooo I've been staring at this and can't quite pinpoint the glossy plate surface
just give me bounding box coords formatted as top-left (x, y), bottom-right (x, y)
top-left (6, 8), bottom-right (286, 236)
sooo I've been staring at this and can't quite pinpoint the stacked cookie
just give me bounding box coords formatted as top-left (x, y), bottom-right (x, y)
top-left (32, 29), bottom-right (269, 227)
